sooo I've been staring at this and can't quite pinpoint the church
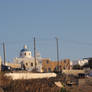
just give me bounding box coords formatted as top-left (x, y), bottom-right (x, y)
top-left (12, 45), bottom-right (42, 72)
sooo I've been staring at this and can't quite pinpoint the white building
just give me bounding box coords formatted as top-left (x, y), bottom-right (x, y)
top-left (13, 45), bottom-right (42, 72)
top-left (78, 59), bottom-right (88, 66)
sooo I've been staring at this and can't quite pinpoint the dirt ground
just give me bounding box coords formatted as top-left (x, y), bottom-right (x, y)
top-left (66, 77), bottom-right (92, 92)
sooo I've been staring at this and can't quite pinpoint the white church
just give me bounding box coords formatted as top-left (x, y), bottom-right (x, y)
top-left (13, 45), bottom-right (42, 72)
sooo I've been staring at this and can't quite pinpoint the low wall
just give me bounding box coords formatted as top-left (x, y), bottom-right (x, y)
top-left (5, 73), bottom-right (57, 80)
top-left (62, 70), bottom-right (85, 75)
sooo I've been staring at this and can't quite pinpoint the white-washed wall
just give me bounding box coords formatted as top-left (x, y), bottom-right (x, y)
top-left (5, 73), bottom-right (57, 80)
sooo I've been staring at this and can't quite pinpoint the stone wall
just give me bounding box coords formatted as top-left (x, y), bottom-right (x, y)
top-left (62, 70), bottom-right (85, 75)
top-left (42, 59), bottom-right (70, 72)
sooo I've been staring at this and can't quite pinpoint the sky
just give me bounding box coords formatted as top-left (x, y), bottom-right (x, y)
top-left (0, 0), bottom-right (92, 61)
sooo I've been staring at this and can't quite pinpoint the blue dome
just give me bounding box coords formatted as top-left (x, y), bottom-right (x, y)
top-left (20, 48), bottom-right (29, 52)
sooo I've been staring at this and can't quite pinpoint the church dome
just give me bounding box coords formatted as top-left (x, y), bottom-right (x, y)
top-left (20, 45), bottom-right (32, 58)
top-left (20, 45), bottom-right (29, 52)
top-left (20, 48), bottom-right (29, 52)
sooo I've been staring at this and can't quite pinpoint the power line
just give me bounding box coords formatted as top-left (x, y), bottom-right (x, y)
top-left (60, 39), bottom-right (92, 46)
top-left (1, 38), bottom-right (92, 46)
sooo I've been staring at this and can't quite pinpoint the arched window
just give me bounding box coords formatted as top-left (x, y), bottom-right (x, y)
top-left (24, 53), bottom-right (26, 56)
top-left (26, 63), bottom-right (28, 66)
top-left (31, 63), bottom-right (33, 66)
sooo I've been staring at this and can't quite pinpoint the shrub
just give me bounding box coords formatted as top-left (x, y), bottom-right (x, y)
top-left (60, 88), bottom-right (70, 92)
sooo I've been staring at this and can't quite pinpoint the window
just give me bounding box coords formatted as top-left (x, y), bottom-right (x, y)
top-left (31, 63), bottom-right (33, 66)
top-left (64, 60), bottom-right (66, 63)
top-left (44, 68), bottom-right (47, 72)
top-left (24, 53), bottom-right (26, 56)
top-left (48, 68), bottom-right (51, 72)
top-left (46, 60), bottom-right (49, 64)
top-left (59, 65), bottom-right (62, 69)
top-left (26, 63), bottom-right (28, 66)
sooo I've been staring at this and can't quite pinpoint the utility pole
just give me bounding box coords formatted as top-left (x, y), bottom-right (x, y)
top-left (0, 56), bottom-right (2, 71)
top-left (34, 37), bottom-right (36, 70)
top-left (3, 42), bottom-right (6, 65)
top-left (55, 37), bottom-right (60, 72)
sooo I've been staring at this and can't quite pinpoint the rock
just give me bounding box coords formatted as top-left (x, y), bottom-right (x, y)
top-left (55, 81), bottom-right (64, 88)
top-left (0, 87), bottom-right (4, 92)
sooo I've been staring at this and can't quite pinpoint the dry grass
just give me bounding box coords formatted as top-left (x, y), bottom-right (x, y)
top-left (0, 72), bottom-right (80, 92)
top-left (0, 72), bottom-right (61, 92)
top-left (4, 79), bottom-right (61, 92)
top-left (0, 72), bottom-right (11, 88)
